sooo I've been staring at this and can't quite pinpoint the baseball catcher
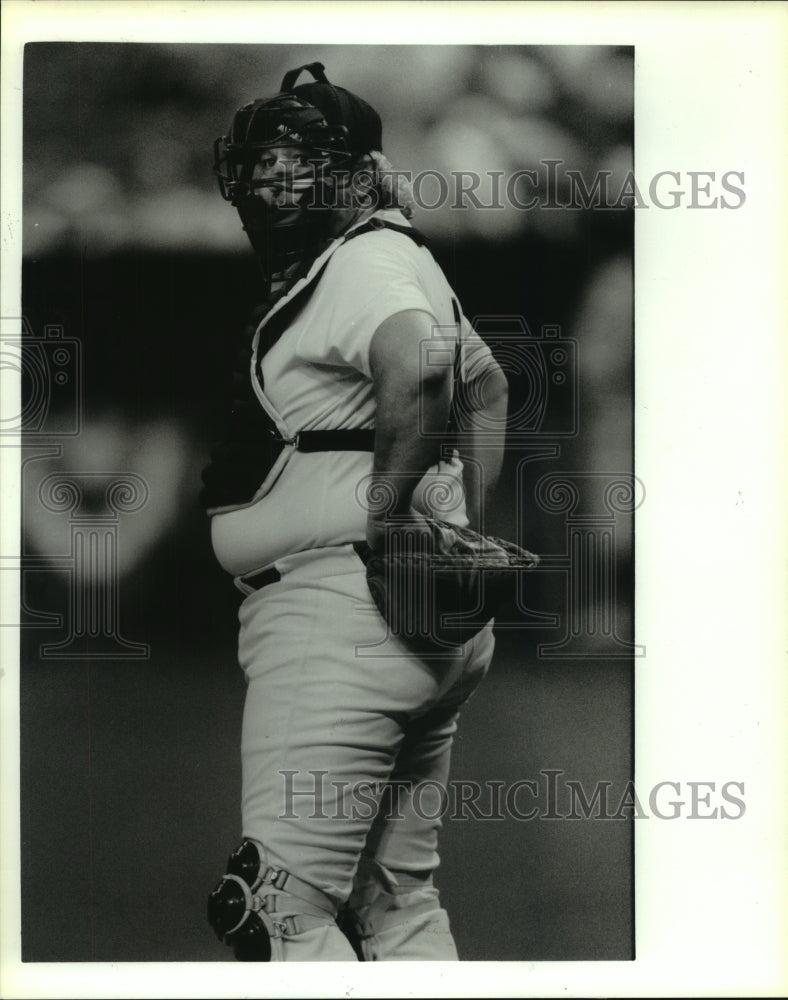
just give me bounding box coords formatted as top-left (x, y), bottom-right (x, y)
top-left (202, 61), bottom-right (537, 961)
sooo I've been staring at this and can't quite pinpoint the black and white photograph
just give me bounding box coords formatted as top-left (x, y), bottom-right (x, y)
top-left (1, 1), bottom-right (786, 997)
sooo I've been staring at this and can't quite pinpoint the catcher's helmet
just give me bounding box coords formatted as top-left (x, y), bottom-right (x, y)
top-left (214, 61), bottom-right (382, 205)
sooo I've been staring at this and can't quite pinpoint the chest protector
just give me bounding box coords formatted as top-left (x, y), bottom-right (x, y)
top-left (200, 219), bottom-right (463, 513)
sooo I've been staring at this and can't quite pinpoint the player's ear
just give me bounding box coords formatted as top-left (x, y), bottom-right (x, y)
top-left (369, 150), bottom-right (415, 219)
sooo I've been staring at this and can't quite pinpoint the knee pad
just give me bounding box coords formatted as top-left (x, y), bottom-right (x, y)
top-left (342, 856), bottom-right (456, 961)
top-left (207, 838), bottom-right (338, 961)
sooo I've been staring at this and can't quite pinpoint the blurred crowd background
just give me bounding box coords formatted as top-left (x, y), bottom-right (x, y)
top-left (24, 43), bottom-right (633, 254)
top-left (19, 43), bottom-right (634, 962)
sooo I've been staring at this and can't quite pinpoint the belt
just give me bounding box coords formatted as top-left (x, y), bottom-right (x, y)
top-left (241, 566), bottom-right (282, 591)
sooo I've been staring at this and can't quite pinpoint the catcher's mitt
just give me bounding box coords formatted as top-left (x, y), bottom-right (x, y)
top-left (354, 516), bottom-right (539, 652)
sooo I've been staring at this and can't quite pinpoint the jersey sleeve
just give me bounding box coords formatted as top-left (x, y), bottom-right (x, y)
top-left (458, 314), bottom-right (498, 382)
top-left (300, 230), bottom-right (441, 378)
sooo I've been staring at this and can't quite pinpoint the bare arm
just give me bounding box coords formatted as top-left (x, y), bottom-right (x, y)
top-left (366, 309), bottom-right (453, 549)
top-left (451, 338), bottom-right (508, 532)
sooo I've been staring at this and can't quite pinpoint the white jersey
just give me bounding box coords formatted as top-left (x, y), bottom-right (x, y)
top-left (210, 209), bottom-right (493, 577)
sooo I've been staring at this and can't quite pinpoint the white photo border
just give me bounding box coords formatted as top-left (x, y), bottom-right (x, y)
top-left (2, 1), bottom-right (787, 997)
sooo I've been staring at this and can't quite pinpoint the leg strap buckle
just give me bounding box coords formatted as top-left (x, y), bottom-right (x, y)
top-left (261, 864), bottom-right (337, 917)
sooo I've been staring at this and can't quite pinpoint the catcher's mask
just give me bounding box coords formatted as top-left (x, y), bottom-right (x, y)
top-left (214, 62), bottom-right (383, 278)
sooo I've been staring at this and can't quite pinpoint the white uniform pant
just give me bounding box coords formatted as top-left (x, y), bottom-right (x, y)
top-left (236, 544), bottom-right (495, 960)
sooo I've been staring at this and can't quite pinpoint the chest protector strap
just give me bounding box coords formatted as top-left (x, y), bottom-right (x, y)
top-left (200, 219), bottom-right (459, 512)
